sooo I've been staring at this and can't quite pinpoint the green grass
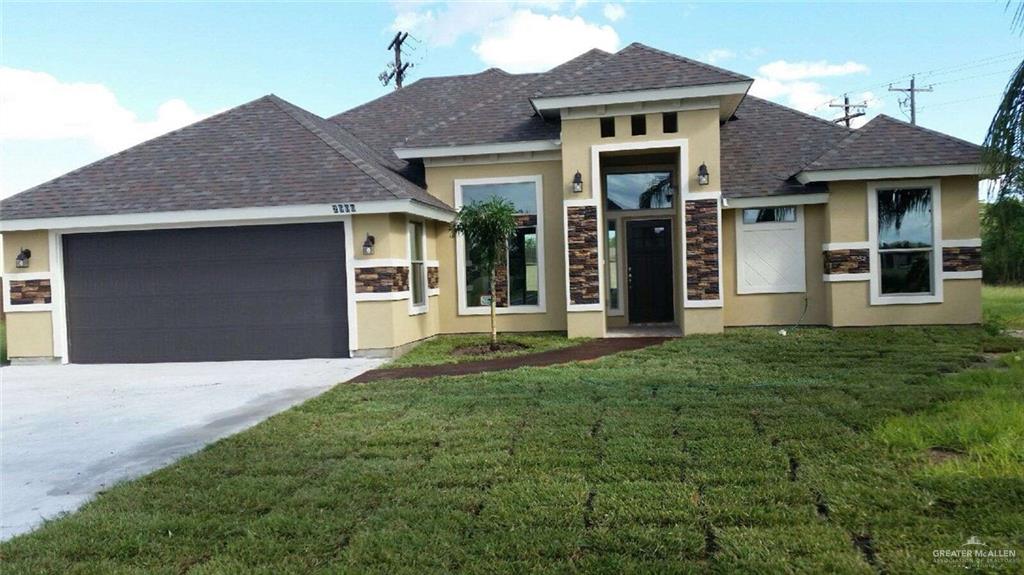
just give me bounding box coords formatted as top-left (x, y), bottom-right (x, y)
top-left (387, 331), bottom-right (582, 368)
top-left (3, 327), bottom-right (1024, 573)
top-left (983, 284), bottom-right (1024, 330)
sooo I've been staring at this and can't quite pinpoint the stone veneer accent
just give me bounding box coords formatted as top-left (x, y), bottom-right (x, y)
top-left (514, 214), bottom-right (538, 228)
top-left (9, 278), bottom-right (52, 305)
top-left (492, 261), bottom-right (509, 307)
top-left (427, 266), bottom-right (439, 290)
top-left (354, 267), bottom-right (409, 293)
top-left (942, 246), bottom-right (982, 272)
top-left (823, 249), bottom-right (870, 275)
top-left (684, 199), bottom-right (720, 300)
top-left (567, 205), bottom-right (599, 305)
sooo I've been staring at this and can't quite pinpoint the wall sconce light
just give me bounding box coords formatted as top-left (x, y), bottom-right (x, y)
top-left (15, 248), bottom-right (31, 269)
top-left (697, 163), bottom-right (710, 186)
top-left (362, 234), bottom-right (375, 256)
top-left (572, 170), bottom-right (583, 193)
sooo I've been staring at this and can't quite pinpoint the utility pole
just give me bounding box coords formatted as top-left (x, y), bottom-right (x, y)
top-left (829, 94), bottom-right (867, 128)
top-left (379, 31), bottom-right (412, 90)
top-left (888, 75), bottom-right (933, 125)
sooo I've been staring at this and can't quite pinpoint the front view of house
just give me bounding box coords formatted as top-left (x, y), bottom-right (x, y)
top-left (0, 43), bottom-right (985, 363)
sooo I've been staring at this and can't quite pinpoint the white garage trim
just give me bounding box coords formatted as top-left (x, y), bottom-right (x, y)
top-left (51, 216), bottom-right (359, 363)
top-left (734, 206), bottom-right (806, 294)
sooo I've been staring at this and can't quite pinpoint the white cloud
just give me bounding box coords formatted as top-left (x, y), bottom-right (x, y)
top-left (702, 49), bottom-right (735, 65)
top-left (473, 10), bottom-right (619, 73)
top-left (603, 3), bottom-right (625, 21)
top-left (391, 2), bottom-right (619, 72)
top-left (757, 59), bottom-right (869, 82)
top-left (749, 58), bottom-right (872, 117)
top-left (0, 67), bottom-right (210, 154)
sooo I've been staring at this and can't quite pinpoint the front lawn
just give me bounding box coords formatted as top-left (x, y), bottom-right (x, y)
top-left (387, 331), bottom-right (581, 368)
top-left (3, 327), bottom-right (1022, 573)
top-left (983, 284), bottom-right (1024, 329)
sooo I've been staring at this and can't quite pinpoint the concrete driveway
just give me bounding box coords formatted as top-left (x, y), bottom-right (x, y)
top-left (0, 357), bottom-right (381, 540)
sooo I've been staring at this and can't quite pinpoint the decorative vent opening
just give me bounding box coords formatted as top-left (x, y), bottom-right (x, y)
top-left (600, 117), bottom-right (615, 138)
top-left (631, 114), bottom-right (646, 136)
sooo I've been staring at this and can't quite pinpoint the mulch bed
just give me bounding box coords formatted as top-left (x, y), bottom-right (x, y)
top-left (351, 337), bottom-right (672, 383)
top-left (452, 342), bottom-right (529, 356)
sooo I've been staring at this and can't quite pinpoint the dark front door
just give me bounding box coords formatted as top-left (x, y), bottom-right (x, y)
top-left (627, 219), bottom-right (674, 323)
top-left (63, 222), bottom-right (349, 363)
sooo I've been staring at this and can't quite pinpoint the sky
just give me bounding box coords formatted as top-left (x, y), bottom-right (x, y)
top-left (1, 1), bottom-right (1021, 200)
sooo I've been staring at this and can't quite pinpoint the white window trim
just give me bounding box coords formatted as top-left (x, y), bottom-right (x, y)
top-left (867, 179), bottom-right (943, 306)
top-left (1, 271), bottom-right (54, 313)
top-left (407, 220), bottom-right (428, 316)
top-left (453, 175), bottom-right (546, 316)
top-left (605, 216), bottom-right (624, 316)
top-left (735, 205), bottom-right (806, 294)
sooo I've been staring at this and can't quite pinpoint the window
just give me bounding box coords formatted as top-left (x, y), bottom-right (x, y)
top-left (607, 220), bottom-right (620, 310)
top-left (662, 112), bottom-right (678, 134)
top-left (455, 177), bottom-right (545, 314)
top-left (735, 206), bottom-right (805, 294)
top-left (631, 114), bottom-right (646, 136)
top-left (742, 207), bottom-right (797, 224)
top-left (408, 221), bottom-right (426, 312)
top-left (876, 188), bottom-right (934, 295)
top-left (600, 117), bottom-right (615, 138)
top-left (606, 171), bottom-right (674, 211)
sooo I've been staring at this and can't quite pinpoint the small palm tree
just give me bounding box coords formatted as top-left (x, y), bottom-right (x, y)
top-left (984, 2), bottom-right (1024, 199)
top-left (450, 197), bottom-right (518, 351)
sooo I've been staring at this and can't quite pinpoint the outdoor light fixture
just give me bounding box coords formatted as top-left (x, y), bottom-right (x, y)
top-left (15, 248), bottom-right (31, 269)
top-left (697, 163), bottom-right (710, 186)
top-left (572, 170), bottom-right (583, 193)
top-left (362, 234), bottom-right (376, 256)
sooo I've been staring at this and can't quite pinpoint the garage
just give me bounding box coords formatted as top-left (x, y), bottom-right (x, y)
top-left (62, 222), bottom-right (349, 363)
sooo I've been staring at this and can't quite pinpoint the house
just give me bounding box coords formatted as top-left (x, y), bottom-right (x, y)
top-left (0, 43), bottom-right (985, 364)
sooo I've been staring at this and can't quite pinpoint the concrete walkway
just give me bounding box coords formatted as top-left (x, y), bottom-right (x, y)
top-left (0, 357), bottom-right (380, 540)
top-left (353, 337), bottom-right (671, 383)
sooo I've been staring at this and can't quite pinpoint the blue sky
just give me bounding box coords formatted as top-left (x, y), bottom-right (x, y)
top-left (1, 1), bottom-right (1021, 199)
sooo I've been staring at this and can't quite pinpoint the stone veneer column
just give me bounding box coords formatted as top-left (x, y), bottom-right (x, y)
top-left (681, 197), bottom-right (724, 335)
top-left (563, 200), bottom-right (605, 338)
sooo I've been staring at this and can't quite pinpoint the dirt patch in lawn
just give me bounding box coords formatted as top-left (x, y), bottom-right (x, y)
top-left (452, 342), bottom-right (530, 357)
top-left (927, 446), bottom-right (964, 464)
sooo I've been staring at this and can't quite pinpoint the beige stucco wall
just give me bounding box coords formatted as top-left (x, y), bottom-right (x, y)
top-left (424, 160), bottom-right (568, 335)
top-left (3, 231), bottom-right (55, 359)
top-left (352, 214), bottom-right (442, 351)
top-left (826, 175), bottom-right (982, 326)
top-left (722, 204), bottom-right (828, 327)
top-left (2, 230), bottom-right (50, 274)
top-left (6, 312), bottom-right (53, 357)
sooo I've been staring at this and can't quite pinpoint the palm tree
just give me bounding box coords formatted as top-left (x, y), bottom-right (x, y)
top-left (983, 2), bottom-right (1024, 199)
top-left (450, 197), bottom-right (519, 351)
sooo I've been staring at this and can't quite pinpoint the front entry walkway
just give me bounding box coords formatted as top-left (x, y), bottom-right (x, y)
top-left (607, 324), bottom-right (683, 338)
top-left (0, 358), bottom-right (380, 540)
top-left (352, 337), bottom-right (672, 383)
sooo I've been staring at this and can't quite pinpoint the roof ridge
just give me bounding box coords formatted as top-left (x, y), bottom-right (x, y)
top-left (743, 95), bottom-right (852, 132)
top-left (623, 42), bottom-right (753, 82)
top-left (265, 95), bottom-right (414, 201)
top-left (401, 72), bottom-right (545, 145)
top-left (800, 120), bottom-right (871, 171)
top-left (2, 94), bottom-right (273, 203)
top-left (529, 48), bottom-right (617, 97)
top-left (871, 113), bottom-right (983, 150)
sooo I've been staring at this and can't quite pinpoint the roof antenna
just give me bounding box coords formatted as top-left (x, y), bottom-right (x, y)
top-left (379, 31), bottom-right (413, 90)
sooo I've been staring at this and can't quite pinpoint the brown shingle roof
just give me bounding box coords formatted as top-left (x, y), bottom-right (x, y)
top-left (802, 114), bottom-right (983, 172)
top-left (532, 43), bottom-right (751, 98)
top-left (721, 96), bottom-right (851, 197)
top-left (0, 95), bottom-right (451, 221)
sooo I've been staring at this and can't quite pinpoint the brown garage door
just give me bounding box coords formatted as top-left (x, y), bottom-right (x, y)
top-left (63, 222), bottom-right (349, 363)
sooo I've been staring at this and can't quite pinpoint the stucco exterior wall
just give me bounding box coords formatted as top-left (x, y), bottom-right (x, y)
top-left (722, 204), bottom-right (828, 327)
top-left (424, 160), bottom-right (568, 335)
top-left (3, 230), bottom-right (50, 274)
top-left (352, 214), bottom-right (442, 352)
top-left (825, 175), bottom-right (982, 326)
top-left (3, 231), bottom-right (55, 359)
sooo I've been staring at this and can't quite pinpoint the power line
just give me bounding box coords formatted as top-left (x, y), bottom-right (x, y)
top-left (889, 75), bottom-right (933, 125)
top-left (829, 94), bottom-right (867, 127)
top-left (918, 92), bottom-right (1005, 112)
top-left (379, 31), bottom-right (413, 90)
